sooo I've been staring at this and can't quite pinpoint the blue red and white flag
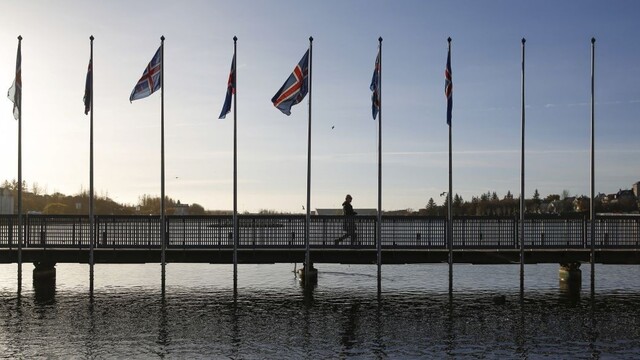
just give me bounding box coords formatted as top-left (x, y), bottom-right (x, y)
top-left (271, 49), bottom-right (309, 115)
top-left (370, 47), bottom-right (381, 120)
top-left (218, 54), bottom-right (236, 119)
top-left (129, 46), bottom-right (162, 102)
top-left (445, 47), bottom-right (453, 125)
top-left (7, 40), bottom-right (21, 120)
top-left (83, 59), bottom-right (92, 115)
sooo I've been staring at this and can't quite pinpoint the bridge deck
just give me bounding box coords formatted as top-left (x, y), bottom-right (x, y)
top-left (0, 214), bottom-right (638, 265)
top-left (1, 248), bottom-right (639, 265)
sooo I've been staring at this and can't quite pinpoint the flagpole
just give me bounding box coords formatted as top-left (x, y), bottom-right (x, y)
top-left (16, 35), bottom-right (23, 296)
top-left (304, 36), bottom-right (313, 287)
top-left (590, 37), bottom-right (596, 295)
top-left (89, 35), bottom-right (95, 296)
top-left (447, 37), bottom-right (453, 297)
top-left (232, 36), bottom-right (238, 293)
top-left (376, 37), bottom-right (383, 295)
top-left (519, 38), bottom-right (526, 298)
top-left (160, 35), bottom-right (166, 294)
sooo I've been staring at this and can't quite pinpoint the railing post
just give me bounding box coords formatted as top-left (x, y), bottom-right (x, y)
top-left (8, 217), bottom-right (13, 249)
top-left (40, 217), bottom-right (46, 247)
top-left (182, 217), bottom-right (186, 247)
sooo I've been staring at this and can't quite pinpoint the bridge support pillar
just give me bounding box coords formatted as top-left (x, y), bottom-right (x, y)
top-left (559, 262), bottom-right (581, 293)
top-left (33, 261), bottom-right (56, 302)
top-left (297, 262), bottom-right (318, 284)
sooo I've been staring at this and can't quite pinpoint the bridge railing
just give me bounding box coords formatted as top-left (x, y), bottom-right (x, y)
top-left (0, 214), bottom-right (638, 250)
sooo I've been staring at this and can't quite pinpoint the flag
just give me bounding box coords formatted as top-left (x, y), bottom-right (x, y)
top-left (370, 47), bottom-right (381, 120)
top-left (130, 46), bottom-right (162, 102)
top-left (271, 49), bottom-right (309, 115)
top-left (218, 54), bottom-right (236, 119)
top-left (7, 41), bottom-right (21, 120)
top-left (445, 46), bottom-right (453, 125)
top-left (84, 59), bottom-right (92, 115)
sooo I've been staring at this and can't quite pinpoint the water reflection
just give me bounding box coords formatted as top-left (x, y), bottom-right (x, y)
top-left (33, 277), bottom-right (56, 305)
top-left (2, 271), bottom-right (640, 358)
top-left (2, 290), bottom-right (640, 357)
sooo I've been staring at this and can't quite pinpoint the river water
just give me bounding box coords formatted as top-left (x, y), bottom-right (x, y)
top-left (1, 263), bottom-right (639, 358)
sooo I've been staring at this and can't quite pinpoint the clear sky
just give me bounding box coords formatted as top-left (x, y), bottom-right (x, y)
top-left (1, 0), bottom-right (639, 213)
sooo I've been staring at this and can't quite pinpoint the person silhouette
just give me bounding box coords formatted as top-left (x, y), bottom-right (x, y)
top-left (335, 194), bottom-right (358, 245)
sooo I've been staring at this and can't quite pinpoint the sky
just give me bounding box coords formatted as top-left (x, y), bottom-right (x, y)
top-left (0, 0), bottom-right (639, 213)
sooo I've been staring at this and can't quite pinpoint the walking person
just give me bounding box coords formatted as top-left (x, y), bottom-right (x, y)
top-left (335, 194), bottom-right (358, 245)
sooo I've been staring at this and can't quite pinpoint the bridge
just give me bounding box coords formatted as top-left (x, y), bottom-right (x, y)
top-left (1, 214), bottom-right (639, 265)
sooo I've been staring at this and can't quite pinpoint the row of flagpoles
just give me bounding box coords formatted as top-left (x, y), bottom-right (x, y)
top-left (6, 35), bottom-right (596, 295)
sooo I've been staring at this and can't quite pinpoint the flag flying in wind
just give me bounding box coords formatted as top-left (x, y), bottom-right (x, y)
top-left (7, 41), bottom-right (21, 120)
top-left (129, 46), bottom-right (162, 102)
top-left (218, 54), bottom-right (236, 119)
top-left (370, 47), bottom-right (381, 120)
top-left (271, 49), bottom-right (309, 115)
top-left (83, 59), bottom-right (92, 115)
top-left (445, 46), bottom-right (453, 125)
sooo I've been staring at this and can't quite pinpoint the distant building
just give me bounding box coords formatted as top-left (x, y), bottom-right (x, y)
top-left (617, 189), bottom-right (636, 202)
top-left (0, 188), bottom-right (14, 214)
top-left (633, 181), bottom-right (640, 198)
top-left (173, 202), bottom-right (189, 216)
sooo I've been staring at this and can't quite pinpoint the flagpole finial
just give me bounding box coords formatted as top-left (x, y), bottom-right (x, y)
top-left (161, 35), bottom-right (165, 41)
top-left (90, 35), bottom-right (94, 41)
top-left (521, 38), bottom-right (526, 44)
top-left (447, 37), bottom-right (451, 43)
top-left (379, 37), bottom-right (383, 42)
top-left (18, 35), bottom-right (22, 41)
top-left (309, 36), bottom-right (313, 42)
top-left (591, 37), bottom-right (596, 44)
top-left (233, 36), bottom-right (238, 41)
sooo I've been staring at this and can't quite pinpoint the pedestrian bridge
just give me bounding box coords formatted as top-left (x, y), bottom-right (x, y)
top-left (0, 214), bottom-right (639, 265)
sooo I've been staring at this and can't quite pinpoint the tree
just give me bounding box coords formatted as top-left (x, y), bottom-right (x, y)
top-left (504, 191), bottom-right (514, 200)
top-left (189, 203), bottom-right (206, 215)
top-left (533, 189), bottom-right (540, 202)
top-left (546, 194), bottom-right (560, 202)
top-left (425, 197), bottom-right (437, 215)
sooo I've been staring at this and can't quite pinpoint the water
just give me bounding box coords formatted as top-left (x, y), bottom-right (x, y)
top-left (1, 263), bottom-right (640, 358)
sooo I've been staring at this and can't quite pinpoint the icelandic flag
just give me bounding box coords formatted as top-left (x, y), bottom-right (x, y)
top-left (83, 59), bottom-right (92, 115)
top-left (445, 47), bottom-right (453, 125)
top-left (271, 49), bottom-right (309, 115)
top-left (130, 46), bottom-right (162, 102)
top-left (370, 47), bottom-right (380, 120)
top-left (218, 54), bottom-right (236, 119)
top-left (7, 41), bottom-right (21, 120)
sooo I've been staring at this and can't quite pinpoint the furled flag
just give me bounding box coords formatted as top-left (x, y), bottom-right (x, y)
top-left (445, 46), bottom-right (453, 125)
top-left (83, 59), bottom-right (92, 115)
top-left (218, 54), bottom-right (236, 119)
top-left (370, 47), bottom-right (381, 120)
top-left (129, 46), bottom-right (162, 102)
top-left (7, 40), bottom-right (22, 120)
top-left (271, 49), bottom-right (309, 115)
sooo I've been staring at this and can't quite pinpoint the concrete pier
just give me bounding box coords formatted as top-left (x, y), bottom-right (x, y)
top-left (559, 262), bottom-right (581, 297)
top-left (297, 263), bottom-right (318, 283)
top-left (559, 262), bottom-right (582, 283)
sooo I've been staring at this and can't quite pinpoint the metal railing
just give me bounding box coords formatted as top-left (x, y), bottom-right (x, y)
top-left (0, 214), bottom-right (638, 250)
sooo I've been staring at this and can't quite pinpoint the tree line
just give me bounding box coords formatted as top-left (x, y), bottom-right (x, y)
top-left (1, 180), bottom-right (637, 216)
top-left (0, 180), bottom-right (211, 215)
top-left (414, 189), bottom-right (638, 217)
